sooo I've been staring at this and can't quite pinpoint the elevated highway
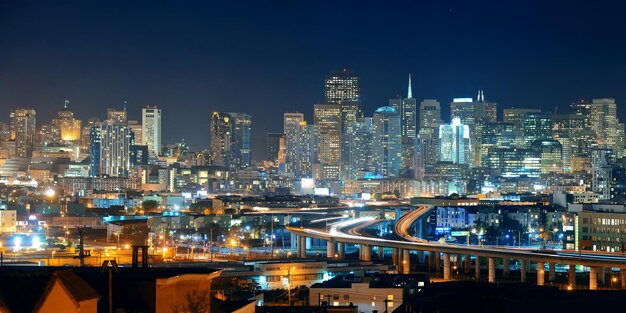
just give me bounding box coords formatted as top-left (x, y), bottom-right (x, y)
top-left (287, 205), bottom-right (626, 290)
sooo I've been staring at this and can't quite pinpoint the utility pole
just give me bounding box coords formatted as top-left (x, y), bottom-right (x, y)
top-left (101, 259), bottom-right (119, 313)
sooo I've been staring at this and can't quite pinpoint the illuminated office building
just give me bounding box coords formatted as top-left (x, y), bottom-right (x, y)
top-left (11, 108), bottom-right (36, 158)
top-left (479, 122), bottom-right (515, 167)
top-left (313, 104), bottom-right (342, 179)
top-left (419, 99), bottom-right (442, 130)
top-left (450, 92), bottom-right (496, 166)
top-left (552, 114), bottom-right (586, 172)
top-left (530, 139), bottom-right (563, 174)
top-left (266, 133), bottom-right (285, 163)
top-left (372, 106), bottom-right (402, 177)
top-left (209, 112), bottom-right (252, 169)
top-left (389, 74), bottom-right (417, 172)
top-left (348, 117), bottom-right (373, 179)
top-left (439, 117), bottom-right (471, 165)
top-left (142, 106), bottom-right (161, 156)
top-left (523, 112), bottom-right (552, 147)
top-left (503, 108), bottom-right (541, 132)
top-left (324, 69), bottom-right (360, 104)
top-left (99, 108), bottom-right (133, 177)
top-left (591, 98), bottom-right (624, 158)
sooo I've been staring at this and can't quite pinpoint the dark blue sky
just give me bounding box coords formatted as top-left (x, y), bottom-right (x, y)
top-left (1, 0), bottom-right (626, 160)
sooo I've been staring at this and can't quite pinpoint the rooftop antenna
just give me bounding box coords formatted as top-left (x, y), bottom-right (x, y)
top-left (123, 100), bottom-right (128, 111)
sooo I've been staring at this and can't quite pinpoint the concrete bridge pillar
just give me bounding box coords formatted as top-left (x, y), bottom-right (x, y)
top-left (600, 268), bottom-right (606, 285)
top-left (403, 249), bottom-right (411, 274)
top-left (435, 252), bottom-right (441, 274)
top-left (549, 262), bottom-right (556, 281)
top-left (416, 251), bottom-right (424, 264)
top-left (488, 257), bottom-right (496, 283)
top-left (589, 267), bottom-right (598, 290)
top-left (392, 248), bottom-right (399, 267)
top-left (338, 243), bottom-right (345, 259)
top-left (377, 246), bottom-right (384, 260)
top-left (537, 262), bottom-right (545, 286)
top-left (474, 256), bottom-right (481, 280)
top-left (395, 208), bottom-right (403, 220)
top-left (428, 251), bottom-right (434, 272)
top-left (443, 253), bottom-right (451, 280)
top-left (520, 259), bottom-right (527, 283)
top-left (360, 244), bottom-right (371, 261)
top-left (291, 233), bottom-right (297, 251)
top-left (326, 239), bottom-right (336, 258)
top-left (568, 264), bottom-right (576, 288)
top-left (621, 269), bottom-right (626, 289)
top-left (503, 258), bottom-right (510, 277)
top-left (298, 235), bottom-right (307, 258)
top-left (464, 255), bottom-right (471, 274)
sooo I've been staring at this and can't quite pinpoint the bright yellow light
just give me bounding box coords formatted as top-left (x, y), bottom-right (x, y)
top-left (163, 247), bottom-right (168, 252)
top-left (124, 244), bottom-right (130, 249)
top-left (45, 188), bottom-right (55, 197)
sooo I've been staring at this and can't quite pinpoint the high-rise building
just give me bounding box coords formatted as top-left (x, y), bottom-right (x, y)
top-left (591, 98), bottom-right (623, 157)
top-left (348, 117), bottom-right (373, 178)
top-left (419, 99), bottom-right (442, 130)
top-left (450, 92), bottom-right (497, 166)
top-left (283, 113), bottom-right (312, 178)
top-left (99, 108), bottom-right (133, 177)
top-left (324, 69), bottom-right (360, 104)
top-left (523, 112), bottom-right (553, 147)
top-left (266, 133), bottom-right (285, 163)
top-left (142, 106), bottom-right (161, 156)
top-left (552, 114), bottom-right (586, 172)
top-left (58, 101), bottom-right (82, 142)
top-left (439, 117), bottom-right (471, 165)
top-left (339, 102), bottom-right (363, 178)
top-left (209, 112), bottom-right (251, 169)
top-left (89, 124), bottom-right (102, 177)
top-left (313, 104), bottom-right (342, 179)
top-left (107, 108), bottom-right (127, 123)
top-left (503, 108), bottom-right (541, 132)
top-left (372, 107), bottom-right (402, 178)
top-left (479, 122), bottom-right (515, 167)
top-left (10, 108), bottom-right (36, 158)
top-left (389, 75), bottom-right (417, 173)
top-left (530, 139), bottom-right (563, 174)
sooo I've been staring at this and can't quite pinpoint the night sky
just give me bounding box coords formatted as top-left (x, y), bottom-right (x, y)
top-left (1, 1), bottom-right (626, 161)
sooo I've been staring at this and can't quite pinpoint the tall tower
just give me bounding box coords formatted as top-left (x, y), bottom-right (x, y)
top-left (10, 108), bottom-right (36, 158)
top-left (209, 112), bottom-right (251, 169)
top-left (313, 104), bottom-right (342, 179)
top-left (389, 74), bottom-right (417, 174)
top-left (99, 107), bottom-right (133, 177)
top-left (372, 106), bottom-right (402, 178)
top-left (439, 117), bottom-right (471, 165)
top-left (142, 106), bottom-right (161, 156)
top-left (591, 98), bottom-right (622, 157)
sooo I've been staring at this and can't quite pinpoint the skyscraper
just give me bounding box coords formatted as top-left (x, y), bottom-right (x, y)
top-left (142, 106), bottom-right (161, 156)
top-left (209, 112), bottom-right (252, 169)
top-left (503, 108), bottom-right (541, 132)
top-left (439, 117), bottom-right (471, 165)
top-left (419, 99), bottom-right (442, 130)
top-left (339, 102), bottom-right (363, 178)
top-left (89, 123), bottom-right (102, 177)
top-left (266, 133), bottom-right (285, 163)
top-left (591, 98), bottom-right (623, 157)
top-left (389, 74), bottom-right (417, 173)
top-left (99, 108), bottom-right (133, 177)
top-left (283, 113), bottom-right (312, 178)
top-left (313, 104), bottom-right (342, 179)
top-left (324, 69), bottom-right (360, 104)
top-left (58, 101), bottom-right (82, 143)
top-left (372, 106), bottom-right (402, 178)
top-left (10, 108), bottom-right (36, 158)
top-left (450, 92), bottom-right (496, 166)
top-left (523, 112), bottom-right (553, 147)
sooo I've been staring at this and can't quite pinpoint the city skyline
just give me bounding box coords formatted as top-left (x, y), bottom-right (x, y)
top-left (2, 1), bottom-right (626, 160)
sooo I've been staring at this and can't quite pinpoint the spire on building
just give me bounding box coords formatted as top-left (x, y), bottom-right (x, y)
top-left (407, 74), bottom-right (413, 99)
top-left (481, 90), bottom-right (485, 102)
top-left (123, 100), bottom-right (127, 111)
top-left (64, 99), bottom-right (69, 109)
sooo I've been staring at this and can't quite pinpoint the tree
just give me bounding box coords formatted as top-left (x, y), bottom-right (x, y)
top-left (171, 290), bottom-right (212, 313)
top-left (141, 200), bottom-right (159, 212)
